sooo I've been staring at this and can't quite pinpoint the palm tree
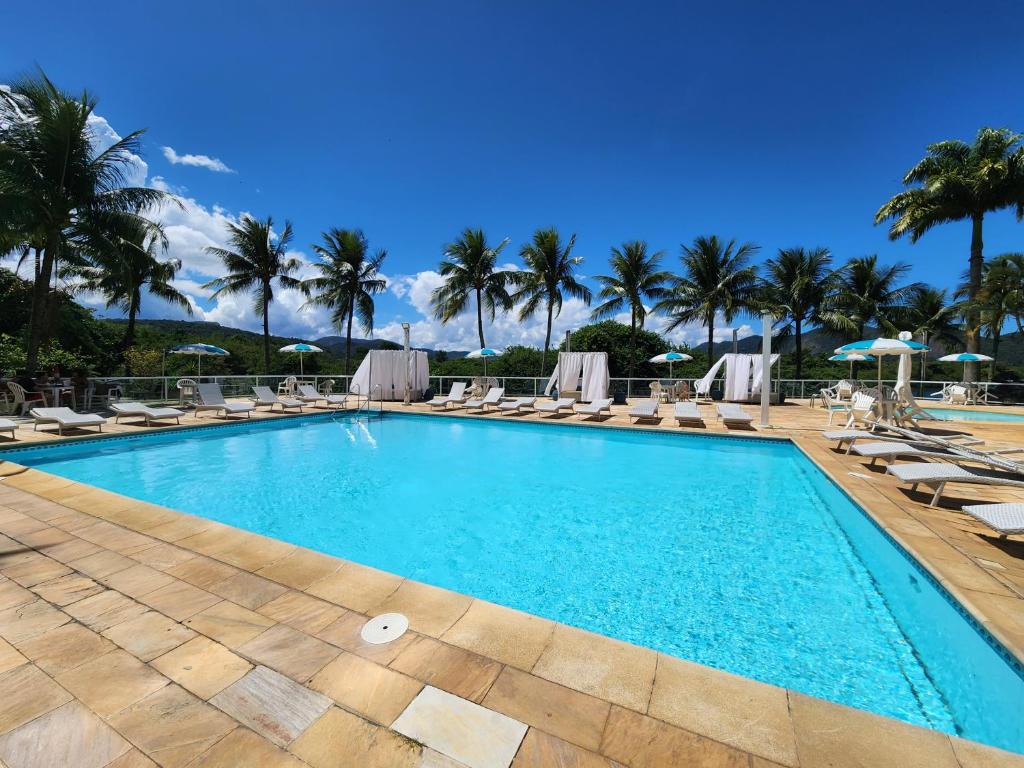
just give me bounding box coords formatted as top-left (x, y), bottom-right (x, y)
top-left (203, 216), bottom-right (301, 372)
top-left (82, 218), bottom-right (192, 361)
top-left (430, 229), bottom-right (512, 348)
top-left (903, 287), bottom-right (961, 379)
top-left (0, 69), bottom-right (172, 371)
top-left (760, 246), bottom-right (836, 379)
top-left (874, 128), bottom-right (1024, 379)
top-left (989, 253), bottom-right (1024, 334)
top-left (654, 235), bottom-right (760, 363)
top-left (301, 228), bottom-right (387, 375)
top-left (826, 256), bottom-right (921, 339)
top-left (591, 241), bottom-right (671, 379)
top-left (509, 229), bottom-right (592, 373)
top-left (974, 260), bottom-right (1018, 379)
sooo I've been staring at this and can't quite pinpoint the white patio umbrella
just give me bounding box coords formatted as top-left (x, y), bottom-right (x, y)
top-left (648, 351), bottom-right (693, 378)
top-left (828, 352), bottom-right (875, 377)
top-left (169, 343), bottom-right (229, 377)
top-left (466, 347), bottom-right (502, 378)
top-left (279, 342), bottom-right (324, 375)
top-left (937, 352), bottom-right (993, 381)
top-left (834, 335), bottom-right (928, 385)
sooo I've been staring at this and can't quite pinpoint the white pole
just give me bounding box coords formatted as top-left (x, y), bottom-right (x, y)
top-left (402, 323), bottom-right (411, 406)
top-left (760, 312), bottom-right (771, 427)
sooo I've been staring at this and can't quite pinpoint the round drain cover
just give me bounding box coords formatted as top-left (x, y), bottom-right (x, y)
top-left (360, 613), bottom-right (409, 644)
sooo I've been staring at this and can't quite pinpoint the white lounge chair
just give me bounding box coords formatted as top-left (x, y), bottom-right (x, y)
top-left (575, 398), bottom-right (613, 420)
top-left (674, 401), bottom-right (704, 426)
top-left (427, 382), bottom-right (468, 410)
top-left (0, 419), bottom-right (15, 439)
top-left (252, 386), bottom-right (304, 412)
top-left (844, 392), bottom-right (878, 429)
top-left (822, 427), bottom-right (982, 454)
top-left (30, 407), bottom-right (106, 435)
top-left (465, 387), bottom-right (505, 411)
top-left (851, 441), bottom-right (1022, 467)
top-left (536, 397), bottom-right (576, 416)
top-left (295, 384), bottom-right (346, 408)
top-left (629, 400), bottom-right (659, 423)
top-left (887, 462), bottom-right (1024, 507)
top-left (110, 402), bottom-right (185, 425)
top-left (498, 396), bottom-right (536, 414)
top-left (194, 384), bottom-right (253, 419)
top-left (716, 404), bottom-right (753, 426)
top-left (960, 503), bottom-right (1024, 536)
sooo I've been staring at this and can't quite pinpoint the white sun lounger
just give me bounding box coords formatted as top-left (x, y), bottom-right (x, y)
top-left (498, 396), bottom-right (536, 414)
top-left (536, 397), bottom-right (576, 416)
top-left (0, 419), bottom-right (16, 439)
top-left (252, 386), bottom-right (304, 412)
top-left (960, 503), bottom-right (1024, 536)
top-left (852, 440), bottom-right (1022, 467)
top-left (629, 400), bottom-right (659, 423)
top-left (716, 404), bottom-right (752, 425)
top-left (887, 462), bottom-right (1024, 506)
top-left (674, 401), bottom-right (704, 426)
top-left (195, 384), bottom-right (254, 419)
top-left (110, 402), bottom-right (185, 425)
top-left (296, 384), bottom-right (346, 408)
top-left (465, 387), bottom-right (505, 411)
top-left (30, 407), bottom-right (106, 435)
top-left (427, 382), bottom-right (468, 410)
top-left (822, 427), bottom-right (982, 454)
top-left (575, 398), bottom-right (613, 420)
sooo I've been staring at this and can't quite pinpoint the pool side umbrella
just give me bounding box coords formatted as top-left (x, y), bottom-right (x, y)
top-left (828, 352), bottom-right (875, 377)
top-left (937, 352), bottom-right (993, 382)
top-left (466, 347), bottom-right (502, 378)
top-left (648, 351), bottom-right (693, 379)
top-left (834, 336), bottom-right (928, 384)
top-left (279, 342), bottom-right (324, 375)
top-left (169, 343), bottom-right (229, 377)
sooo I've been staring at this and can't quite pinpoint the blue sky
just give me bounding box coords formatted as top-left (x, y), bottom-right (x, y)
top-left (4, 1), bottom-right (1024, 349)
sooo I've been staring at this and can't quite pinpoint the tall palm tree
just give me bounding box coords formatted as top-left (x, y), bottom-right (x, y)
top-left (760, 246), bottom-right (836, 379)
top-left (591, 241), bottom-right (671, 379)
top-left (301, 228), bottom-right (387, 375)
top-left (82, 218), bottom-right (192, 359)
top-left (875, 128), bottom-right (1024, 379)
top-left (903, 287), bottom-right (961, 379)
top-left (973, 260), bottom-right (1018, 379)
top-left (989, 253), bottom-right (1024, 334)
top-left (0, 69), bottom-right (172, 371)
top-left (509, 229), bottom-right (592, 373)
top-left (204, 215), bottom-right (301, 372)
top-left (826, 256), bottom-right (921, 339)
top-left (654, 235), bottom-right (760, 363)
top-left (430, 229), bottom-right (512, 348)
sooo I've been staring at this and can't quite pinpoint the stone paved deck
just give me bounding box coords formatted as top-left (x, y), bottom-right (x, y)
top-left (0, 398), bottom-right (1020, 767)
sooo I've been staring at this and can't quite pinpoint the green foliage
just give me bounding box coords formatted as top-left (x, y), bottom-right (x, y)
top-left (560, 321), bottom-right (670, 378)
top-left (123, 347), bottom-right (164, 377)
top-left (0, 334), bottom-right (25, 376)
top-left (431, 229), bottom-right (512, 348)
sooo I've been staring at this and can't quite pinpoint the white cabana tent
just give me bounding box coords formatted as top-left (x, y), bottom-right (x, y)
top-left (695, 353), bottom-right (780, 402)
top-left (543, 352), bottom-right (609, 402)
top-left (350, 349), bottom-right (430, 401)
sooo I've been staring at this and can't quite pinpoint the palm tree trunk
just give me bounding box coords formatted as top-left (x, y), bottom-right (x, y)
top-left (262, 291), bottom-right (271, 374)
top-left (124, 290), bottom-right (140, 375)
top-left (476, 287), bottom-right (485, 349)
top-left (345, 299), bottom-right (355, 376)
top-left (794, 318), bottom-right (803, 380)
top-left (541, 301), bottom-right (553, 376)
top-left (964, 214), bottom-right (984, 381)
top-left (26, 234), bottom-right (58, 373)
top-left (990, 330), bottom-right (1000, 381)
top-left (706, 316), bottom-right (715, 370)
top-left (629, 308), bottom-right (637, 381)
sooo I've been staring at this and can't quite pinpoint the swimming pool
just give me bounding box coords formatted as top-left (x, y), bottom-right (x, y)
top-left (6, 413), bottom-right (1023, 753)
top-left (924, 407), bottom-right (1024, 423)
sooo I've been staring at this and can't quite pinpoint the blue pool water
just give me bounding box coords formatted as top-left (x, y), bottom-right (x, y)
top-left (925, 407), bottom-right (1024, 423)
top-left (6, 413), bottom-right (1023, 753)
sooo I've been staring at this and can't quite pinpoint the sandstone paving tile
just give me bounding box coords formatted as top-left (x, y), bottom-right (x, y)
top-left (40, 537), bottom-right (102, 564)
top-left (9, 525), bottom-right (73, 550)
top-left (174, 525), bottom-right (242, 557)
top-left (125, 542), bottom-right (197, 572)
top-left (64, 590), bottom-right (148, 632)
top-left (950, 735), bottom-right (1024, 768)
top-left (0, 700), bottom-right (130, 768)
top-left (304, 562), bottom-right (403, 613)
top-left (108, 684), bottom-right (238, 768)
top-left (143, 516), bottom-right (216, 544)
top-left (55, 649), bottom-right (169, 718)
top-left (165, 556), bottom-right (240, 591)
top-left (0, 516), bottom-right (49, 538)
top-left (391, 686), bottom-right (527, 768)
top-left (0, 554), bottom-right (71, 587)
top-left (215, 533), bottom-right (296, 572)
top-left (788, 691), bottom-right (960, 768)
top-left (0, 599), bottom-right (70, 643)
top-left (315, 609), bottom-right (417, 665)
top-left (14, 622), bottom-right (114, 675)
top-left (442, 600), bottom-right (555, 671)
top-left (188, 727), bottom-right (307, 767)
top-left (646, 654), bottom-right (798, 767)
top-left (101, 611), bottom-right (196, 662)
top-left (209, 665), bottom-right (332, 748)
top-left (255, 549), bottom-right (342, 590)
top-left (0, 582), bottom-right (35, 612)
top-left (0, 663), bottom-right (73, 735)
top-left (151, 636), bottom-right (252, 699)
top-left (29, 573), bottom-right (104, 606)
top-left (257, 591), bottom-right (345, 635)
top-left (599, 706), bottom-right (749, 768)
top-left (370, 580), bottom-right (473, 638)
top-left (209, 571), bottom-right (287, 610)
top-left (67, 550), bottom-right (137, 579)
top-left (389, 635), bottom-right (502, 703)
top-left (99, 563), bottom-right (176, 599)
top-left (237, 624), bottom-right (340, 683)
top-left (138, 580), bottom-right (221, 621)
top-left (309, 652), bottom-right (423, 726)
top-left (74, 521), bottom-right (155, 553)
top-left (512, 728), bottom-right (619, 768)
top-left (0, 639), bottom-right (24, 675)
top-left (183, 600), bottom-right (276, 648)
top-left (290, 705), bottom-right (423, 768)
top-left (481, 667), bottom-right (610, 753)
top-left (420, 750), bottom-right (474, 768)
top-left (531, 625), bottom-right (657, 712)
top-left (105, 748), bottom-right (158, 768)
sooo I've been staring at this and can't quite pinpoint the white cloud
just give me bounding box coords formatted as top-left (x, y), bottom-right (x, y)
top-left (162, 146), bottom-right (235, 174)
top-left (87, 114), bottom-right (148, 187)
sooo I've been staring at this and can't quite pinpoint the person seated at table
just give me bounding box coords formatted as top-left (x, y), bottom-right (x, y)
top-left (49, 365), bottom-right (63, 383)
top-left (71, 369), bottom-right (90, 404)
top-left (33, 370), bottom-right (50, 388)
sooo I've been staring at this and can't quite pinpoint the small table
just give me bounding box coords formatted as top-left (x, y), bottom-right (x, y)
top-left (45, 386), bottom-right (75, 409)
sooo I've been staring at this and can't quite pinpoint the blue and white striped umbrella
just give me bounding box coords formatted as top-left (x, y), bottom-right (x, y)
top-left (279, 343), bottom-right (324, 375)
top-left (466, 347), bottom-right (502, 377)
top-left (649, 351), bottom-right (693, 377)
top-left (169, 343), bottom-right (229, 376)
top-left (834, 337), bottom-right (927, 384)
top-left (937, 353), bottom-right (993, 363)
top-left (828, 353), bottom-right (876, 362)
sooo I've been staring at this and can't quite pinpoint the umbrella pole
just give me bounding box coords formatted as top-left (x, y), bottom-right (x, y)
top-left (300, 353), bottom-right (304, 376)
top-left (198, 355), bottom-right (201, 379)
top-left (877, 356), bottom-right (882, 386)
